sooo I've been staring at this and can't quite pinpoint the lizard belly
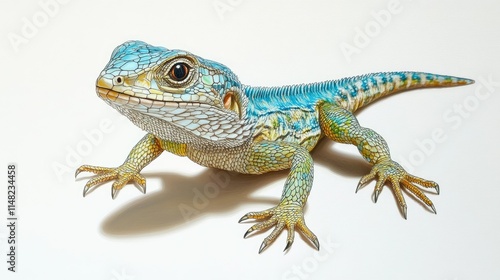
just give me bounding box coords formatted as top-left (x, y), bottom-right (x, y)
top-left (252, 109), bottom-right (322, 151)
top-left (186, 142), bottom-right (253, 173)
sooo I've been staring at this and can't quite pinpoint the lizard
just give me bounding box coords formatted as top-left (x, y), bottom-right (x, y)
top-left (76, 40), bottom-right (474, 253)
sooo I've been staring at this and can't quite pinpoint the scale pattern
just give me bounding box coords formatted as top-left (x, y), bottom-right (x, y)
top-left (77, 40), bottom-right (474, 253)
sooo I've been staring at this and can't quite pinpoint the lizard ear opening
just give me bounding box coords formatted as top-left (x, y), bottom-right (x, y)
top-left (223, 91), bottom-right (241, 119)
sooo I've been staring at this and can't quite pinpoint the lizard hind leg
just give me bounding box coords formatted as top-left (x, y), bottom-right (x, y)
top-left (318, 101), bottom-right (439, 218)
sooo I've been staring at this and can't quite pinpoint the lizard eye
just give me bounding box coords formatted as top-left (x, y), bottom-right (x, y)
top-left (169, 62), bottom-right (190, 81)
top-left (158, 57), bottom-right (196, 88)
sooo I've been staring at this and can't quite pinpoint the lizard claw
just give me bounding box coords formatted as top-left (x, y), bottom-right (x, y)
top-left (111, 186), bottom-right (119, 199)
top-left (430, 204), bottom-right (437, 215)
top-left (259, 241), bottom-right (270, 254)
top-left (75, 168), bottom-right (82, 178)
top-left (243, 227), bottom-right (254, 239)
top-left (373, 188), bottom-right (381, 203)
top-left (402, 205), bottom-right (408, 220)
top-left (238, 214), bottom-right (249, 223)
top-left (83, 184), bottom-right (92, 197)
top-left (355, 180), bottom-right (363, 193)
top-left (136, 184), bottom-right (147, 194)
top-left (284, 240), bottom-right (293, 252)
top-left (311, 236), bottom-right (320, 250)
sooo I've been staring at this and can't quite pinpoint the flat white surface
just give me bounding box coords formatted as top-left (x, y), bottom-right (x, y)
top-left (1, 0), bottom-right (499, 279)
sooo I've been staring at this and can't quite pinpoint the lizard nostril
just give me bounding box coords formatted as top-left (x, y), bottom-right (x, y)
top-left (113, 76), bottom-right (124, 85)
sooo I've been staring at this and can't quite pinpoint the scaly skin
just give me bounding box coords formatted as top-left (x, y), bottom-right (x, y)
top-left (76, 41), bottom-right (474, 253)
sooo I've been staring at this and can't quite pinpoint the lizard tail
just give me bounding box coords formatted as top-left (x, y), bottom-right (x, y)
top-left (335, 72), bottom-right (474, 112)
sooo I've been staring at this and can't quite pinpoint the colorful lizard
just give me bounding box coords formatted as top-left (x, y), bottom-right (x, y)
top-left (76, 41), bottom-right (474, 253)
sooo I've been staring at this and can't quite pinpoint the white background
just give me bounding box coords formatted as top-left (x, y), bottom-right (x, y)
top-left (1, 0), bottom-right (499, 279)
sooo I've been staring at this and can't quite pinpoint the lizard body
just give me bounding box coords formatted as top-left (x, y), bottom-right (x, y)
top-left (77, 41), bottom-right (473, 253)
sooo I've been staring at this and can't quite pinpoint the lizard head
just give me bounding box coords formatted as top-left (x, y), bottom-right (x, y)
top-left (95, 40), bottom-right (252, 147)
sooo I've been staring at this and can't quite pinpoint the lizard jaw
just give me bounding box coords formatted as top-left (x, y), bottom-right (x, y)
top-left (96, 86), bottom-right (253, 146)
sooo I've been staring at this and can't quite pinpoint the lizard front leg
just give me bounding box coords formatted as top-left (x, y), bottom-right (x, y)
top-left (318, 102), bottom-right (439, 218)
top-left (239, 141), bottom-right (319, 253)
top-left (76, 133), bottom-right (186, 198)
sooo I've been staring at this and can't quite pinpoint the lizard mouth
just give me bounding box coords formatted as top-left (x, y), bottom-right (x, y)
top-left (96, 87), bottom-right (190, 110)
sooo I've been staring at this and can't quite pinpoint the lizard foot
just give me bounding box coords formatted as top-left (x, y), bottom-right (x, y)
top-left (75, 164), bottom-right (146, 199)
top-left (356, 159), bottom-right (439, 219)
top-left (239, 203), bottom-right (319, 253)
